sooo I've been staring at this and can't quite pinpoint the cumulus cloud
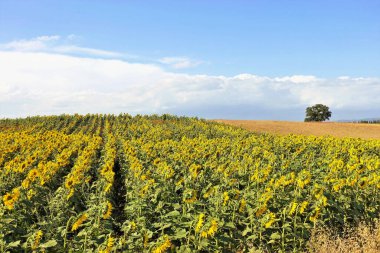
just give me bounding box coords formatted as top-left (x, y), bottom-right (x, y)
top-left (0, 38), bottom-right (379, 120)
top-left (159, 57), bottom-right (203, 69)
top-left (274, 75), bottom-right (319, 84)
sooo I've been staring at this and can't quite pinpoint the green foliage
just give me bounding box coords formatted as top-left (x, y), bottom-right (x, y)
top-left (305, 104), bottom-right (332, 122)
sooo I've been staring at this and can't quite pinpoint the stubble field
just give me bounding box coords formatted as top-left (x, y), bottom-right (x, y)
top-left (214, 120), bottom-right (380, 140)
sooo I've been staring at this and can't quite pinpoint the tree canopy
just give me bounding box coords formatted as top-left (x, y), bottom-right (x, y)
top-left (304, 104), bottom-right (332, 122)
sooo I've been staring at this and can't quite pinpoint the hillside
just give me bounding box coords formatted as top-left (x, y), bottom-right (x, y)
top-left (214, 120), bottom-right (380, 139)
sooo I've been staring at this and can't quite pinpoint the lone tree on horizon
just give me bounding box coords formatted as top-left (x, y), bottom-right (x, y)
top-left (304, 104), bottom-right (332, 122)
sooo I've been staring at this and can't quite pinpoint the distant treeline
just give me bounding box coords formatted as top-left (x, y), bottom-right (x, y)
top-left (342, 119), bottom-right (380, 124)
top-left (336, 118), bottom-right (380, 124)
top-left (358, 120), bottom-right (380, 124)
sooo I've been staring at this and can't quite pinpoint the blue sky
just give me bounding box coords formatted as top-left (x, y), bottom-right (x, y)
top-left (0, 1), bottom-right (379, 120)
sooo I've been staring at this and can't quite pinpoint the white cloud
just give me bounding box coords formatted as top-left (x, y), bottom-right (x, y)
top-left (35, 35), bottom-right (61, 42)
top-left (54, 45), bottom-right (123, 57)
top-left (0, 35), bottom-right (60, 51)
top-left (274, 75), bottom-right (319, 84)
top-left (0, 35), bottom-right (122, 58)
top-left (0, 38), bottom-right (379, 120)
top-left (159, 57), bottom-right (202, 69)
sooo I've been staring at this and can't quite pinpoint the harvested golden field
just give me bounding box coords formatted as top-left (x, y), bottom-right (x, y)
top-left (214, 120), bottom-right (380, 139)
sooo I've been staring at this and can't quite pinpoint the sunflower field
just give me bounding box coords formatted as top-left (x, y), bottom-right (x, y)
top-left (0, 114), bottom-right (379, 252)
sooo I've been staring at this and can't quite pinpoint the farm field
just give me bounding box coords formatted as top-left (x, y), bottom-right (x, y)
top-left (0, 114), bottom-right (379, 252)
top-left (214, 120), bottom-right (380, 140)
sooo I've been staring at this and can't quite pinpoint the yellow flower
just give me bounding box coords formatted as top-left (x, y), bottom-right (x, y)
top-left (153, 235), bottom-right (171, 253)
top-left (12, 187), bottom-right (20, 199)
top-left (223, 191), bottom-right (229, 206)
top-left (207, 219), bottom-right (218, 237)
top-left (321, 195), bottom-right (328, 206)
top-left (28, 169), bottom-right (39, 181)
top-left (72, 213), bottom-right (88, 231)
top-left (189, 164), bottom-right (201, 178)
top-left (99, 236), bottom-right (115, 253)
top-left (3, 193), bottom-right (14, 210)
top-left (103, 201), bottom-right (113, 219)
top-left (3, 187), bottom-right (21, 210)
top-left (65, 177), bottom-right (75, 189)
top-left (299, 201), bottom-right (308, 214)
top-left (309, 207), bottom-right (320, 223)
top-left (130, 221), bottom-right (136, 231)
top-left (104, 183), bottom-right (113, 193)
top-left (358, 178), bottom-right (368, 189)
top-left (175, 178), bottom-right (184, 186)
top-left (201, 219), bottom-right (218, 238)
top-left (107, 236), bottom-right (114, 247)
top-left (296, 170), bottom-right (311, 189)
top-left (153, 158), bottom-right (161, 165)
top-left (32, 230), bottom-right (43, 250)
top-left (289, 201), bottom-right (298, 216)
top-left (67, 189), bottom-right (75, 200)
top-left (195, 213), bottom-right (205, 233)
top-left (22, 178), bottom-right (31, 189)
top-left (264, 212), bottom-right (276, 228)
top-left (140, 184), bottom-right (150, 197)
